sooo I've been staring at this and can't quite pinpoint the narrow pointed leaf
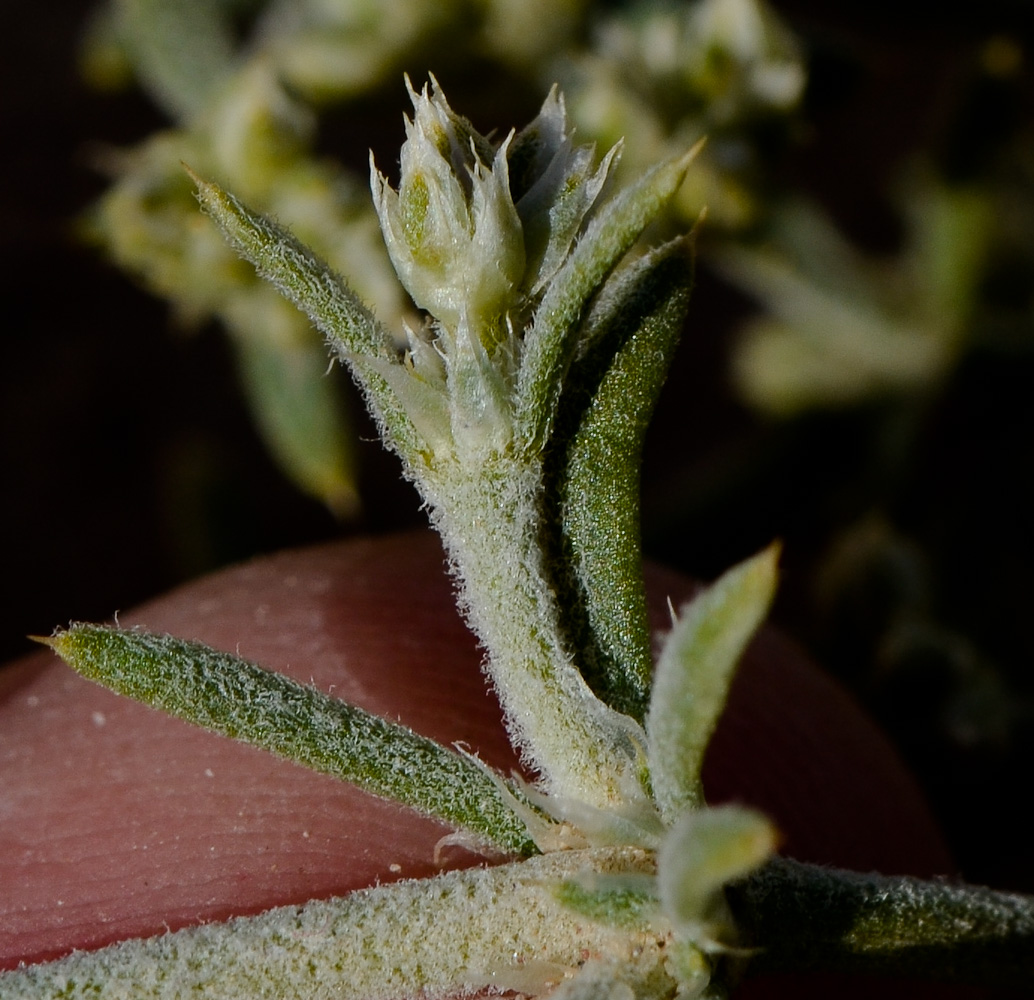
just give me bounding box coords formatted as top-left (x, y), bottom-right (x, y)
top-left (727, 856), bottom-right (1034, 987)
top-left (647, 544), bottom-right (779, 821)
top-left (547, 238), bottom-right (694, 722)
top-left (191, 173), bottom-right (423, 456)
top-left (41, 625), bottom-right (536, 856)
top-left (516, 142), bottom-right (702, 452)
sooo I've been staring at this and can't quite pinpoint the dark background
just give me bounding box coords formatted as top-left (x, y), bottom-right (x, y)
top-left (4, 0), bottom-right (1034, 905)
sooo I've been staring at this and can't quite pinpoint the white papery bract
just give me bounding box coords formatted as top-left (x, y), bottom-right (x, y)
top-left (371, 78), bottom-right (524, 334)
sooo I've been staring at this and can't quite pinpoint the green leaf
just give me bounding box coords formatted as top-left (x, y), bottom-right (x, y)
top-left (230, 324), bottom-right (360, 517)
top-left (515, 142), bottom-right (702, 453)
top-left (657, 805), bottom-right (777, 946)
top-left (0, 847), bottom-right (668, 1000)
top-left (555, 872), bottom-right (658, 928)
top-left (190, 172), bottom-right (424, 458)
top-left (41, 625), bottom-right (536, 856)
top-left (727, 856), bottom-right (1034, 988)
top-left (646, 544), bottom-right (779, 820)
top-left (547, 237), bottom-right (694, 722)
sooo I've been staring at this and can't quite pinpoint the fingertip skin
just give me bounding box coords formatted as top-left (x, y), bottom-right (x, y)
top-left (0, 533), bottom-right (516, 969)
top-left (1, 531), bottom-right (955, 998)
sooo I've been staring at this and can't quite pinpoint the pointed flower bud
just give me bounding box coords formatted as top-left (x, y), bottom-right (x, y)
top-left (371, 77), bottom-right (525, 335)
top-left (509, 86), bottom-right (620, 296)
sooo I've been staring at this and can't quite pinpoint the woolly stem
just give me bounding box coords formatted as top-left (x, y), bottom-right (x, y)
top-left (424, 459), bottom-right (647, 812)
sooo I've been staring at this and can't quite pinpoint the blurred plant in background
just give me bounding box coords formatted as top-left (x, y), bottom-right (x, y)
top-left (720, 181), bottom-right (992, 414)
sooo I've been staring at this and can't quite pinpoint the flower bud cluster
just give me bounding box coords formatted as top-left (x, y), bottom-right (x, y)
top-left (370, 77), bottom-right (617, 460)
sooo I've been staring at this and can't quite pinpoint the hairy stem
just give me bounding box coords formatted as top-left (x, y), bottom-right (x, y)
top-left (424, 460), bottom-right (647, 811)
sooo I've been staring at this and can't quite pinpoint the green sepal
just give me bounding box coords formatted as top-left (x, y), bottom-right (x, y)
top-left (40, 624), bottom-right (537, 856)
top-left (515, 141), bottom-right (702, 454)
top-left (646, 544), bottom-right (779, 820)
top-left (547, 236), bottom-right (694, 722)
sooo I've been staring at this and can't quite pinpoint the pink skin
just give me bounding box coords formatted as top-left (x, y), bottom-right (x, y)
top-left (0, 531), bottom-right (957, 995)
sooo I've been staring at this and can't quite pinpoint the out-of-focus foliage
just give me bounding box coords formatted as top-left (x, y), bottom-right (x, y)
top-left (557, 0), bottom-right (804, 230)
top-left (720, 180), bottom-right (993, 415)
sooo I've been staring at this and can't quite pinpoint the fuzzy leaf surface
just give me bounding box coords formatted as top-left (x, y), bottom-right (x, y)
top-left (646, 544), bottom-right (779, 820)
top-left (0, 848), bottom-right (665, 1000)
top-left (42, 625), bottom-right (536, 856)
top-left (192, 174), bottom-right (423, 457)
top-left (549, 237), bottom-right (694, 722)
top-left (516, 143), bottom-right (702, 453)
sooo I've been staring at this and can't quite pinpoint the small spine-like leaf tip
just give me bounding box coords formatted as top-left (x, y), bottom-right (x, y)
top-left (183, 166), bottom-right (234, 225)
top-left (753, 539), bottom-right (782, 587)
top-left (182, 163), bottom-right (225, 215)
top-left (681, 136), bottom-right (708, 171)
top-left (180, 161), bottom-right (203, 187)
top-left (27, 632), bottom-right (61, 651)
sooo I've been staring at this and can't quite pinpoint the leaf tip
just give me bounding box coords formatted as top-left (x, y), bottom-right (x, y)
top-left (755, 537), bottom-right (782, 585)
top-left (29, 629), bottom-right (72, 660)
top-left (180, 160), bottom-right (202, 185)
top-left (662, 137), bottom-right (708, 201)
top-left (181, 163), bottom-right (229, 218)
top-left (681, 136), bottom-right (708, 171)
